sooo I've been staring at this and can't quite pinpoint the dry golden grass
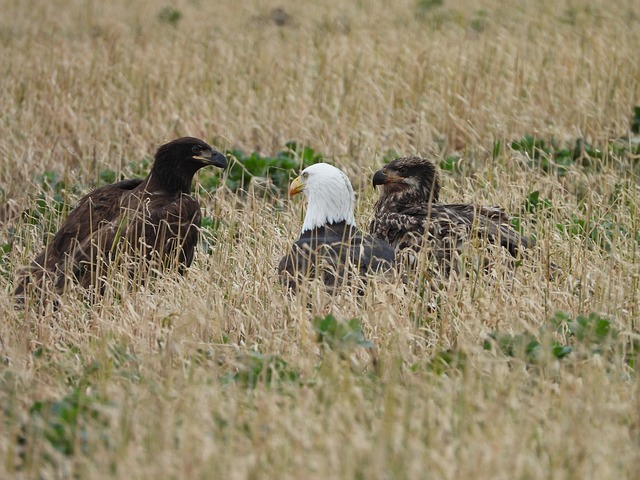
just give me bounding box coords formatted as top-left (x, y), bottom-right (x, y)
top-left (1, 0), bottom-right (640, 478)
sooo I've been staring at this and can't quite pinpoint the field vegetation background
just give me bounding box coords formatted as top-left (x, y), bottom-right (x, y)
top-left (1, 0), bottom-right (640, 478)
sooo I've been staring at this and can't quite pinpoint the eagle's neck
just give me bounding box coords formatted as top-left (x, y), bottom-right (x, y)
top-left (147, 160), bottom-right (197, 195)
top-left (374, 191), bottom-right (402, 215)
top-left (301, 186), bottom-right (356, 234)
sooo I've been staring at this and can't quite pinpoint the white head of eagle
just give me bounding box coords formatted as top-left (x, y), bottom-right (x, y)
top-left (289, 163), bottom-right (357, 234)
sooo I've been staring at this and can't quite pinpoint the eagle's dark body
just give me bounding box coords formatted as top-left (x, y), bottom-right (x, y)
top-left (278, 220), bottom-right (395, 292)
top-left (278, 163), bottom-right (395, 293)
top-left (370, 156), bottom-right (532, 274)
top-left (15, 137), bottom-right (226, 300)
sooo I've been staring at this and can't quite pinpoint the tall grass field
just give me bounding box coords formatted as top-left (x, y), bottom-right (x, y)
top-left (1, 0), bottom-right (639, 478)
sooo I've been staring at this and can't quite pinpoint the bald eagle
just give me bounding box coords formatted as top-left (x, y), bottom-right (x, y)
top-left (370, 156), bottom-right (532, 274)
top-left (278, 163), bottom-right (395, 292)
top-left (15, 137), bottom-right (227, 301)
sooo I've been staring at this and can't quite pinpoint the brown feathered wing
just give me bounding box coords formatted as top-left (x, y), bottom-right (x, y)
top-left (15, 179), bottom-right (201, 298)
top-left (371, 203), bottom-right (531, 273)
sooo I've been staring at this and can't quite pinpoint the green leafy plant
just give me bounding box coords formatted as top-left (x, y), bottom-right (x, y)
top-left (95, 157), bottom-right (151, 189)
top-left (556, 213), bottom-right (630, 252)
top-left (23, 387), bottom-right (109, 458)
top-left (0, 240), bottom-right (11, 276)
top-left (509, 190), bottom-right (552, 239)
top-left (199, 216), bottom-right (230, 254)
top-left (631, 105), bottom-right (640, 134)
top-left (199, 142), bottom-right (323, 195)
top-left (510, 135), bottom-right (549, 160)
top-left (439, 155), bottom-right (463, 173)
top-left (381, 149), bottom-right (402, 164)
top-left (511, 190), bottom-right (633, 254)
top-left (222, 351), bottom-right (299, 389)
top-left (511, 132), bottom-right (640, 177)
top-left (427, 349), bottom-right (468, 375)
top-left (510, 135), bottom-right (575, 177)
top-left (22, 171), bottom-right (77, 240)
top-left (470, 9), bottom-right (489, 32)
top-left (97, 168), bottom-right (122, 187)
top-left (522, 190), bottom-right (552, 215)
top-left (485, 311), bottom-right (639, 368)
top-left (157, 6), bottom-right (182, 26)
top-left (551, 311), bottom-right (640, 368)
top-left (492, 139), bottom-right (503, 159)
top-left (484, 330), bottom-right (571, 364)
top-left (127, 156), bottom-right (153, 178)
top-left (416, 0), bottom-right (444, 12)
top-left (551, 311), bottom-right (621, 354)
top-left (312, 314), bottom-right (374, 353)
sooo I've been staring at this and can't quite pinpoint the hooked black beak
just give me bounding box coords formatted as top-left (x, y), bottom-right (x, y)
top-left (194, 150), bottom-right (228, 169)
top-left (372, 169), bottom-right (387, 187)
top-left (210, 150), bottom-right (228, 169)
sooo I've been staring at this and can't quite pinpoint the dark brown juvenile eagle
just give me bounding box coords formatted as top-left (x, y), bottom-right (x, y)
top-left (15, 137), bottom-right (227, 300)
top-left (278, 163), bottom-right (395, 292)
top-left (370, 156), bottom-right (532, 274)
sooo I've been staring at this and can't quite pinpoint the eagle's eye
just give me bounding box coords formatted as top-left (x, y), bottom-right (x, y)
top-left (398, 166), bottom-right (408, 175)
top-left (302, 172), bottom-right (309, 179)
top-left (192, 145), bottom-right (203, 154)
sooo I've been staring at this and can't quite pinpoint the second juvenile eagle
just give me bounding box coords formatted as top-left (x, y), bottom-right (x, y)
top-left (278, 163), bottom-right (395, 292)
top-left (15, 137), bottom-right (227, 300)
top-left (370, 156), bottom-right (532, 274)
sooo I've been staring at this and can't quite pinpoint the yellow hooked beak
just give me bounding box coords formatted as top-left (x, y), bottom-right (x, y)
top-left (289, 176), bottom-right (305, 197)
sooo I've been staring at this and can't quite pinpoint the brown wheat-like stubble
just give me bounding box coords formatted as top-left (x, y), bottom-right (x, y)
top-left (1, 0), bottom-right (639, 478)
